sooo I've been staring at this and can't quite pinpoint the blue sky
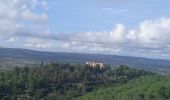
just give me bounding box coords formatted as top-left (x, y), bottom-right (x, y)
top-left (1, 0), bottom-right (170, 60)
top-left (48, 0), bottom-right (170, 33)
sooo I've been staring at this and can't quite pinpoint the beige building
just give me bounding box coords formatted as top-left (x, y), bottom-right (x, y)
top-left (85, 61), bottom-right (107, 69)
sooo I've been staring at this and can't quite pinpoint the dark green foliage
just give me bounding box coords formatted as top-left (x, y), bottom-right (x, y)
top-left (0, 63), bottom-right (152, 100)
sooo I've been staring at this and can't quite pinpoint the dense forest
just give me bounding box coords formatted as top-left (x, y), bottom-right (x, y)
top-left (0, 63), bottom-right (169, 100)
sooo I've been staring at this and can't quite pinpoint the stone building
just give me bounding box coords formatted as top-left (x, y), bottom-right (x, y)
top-left (85, 61), bottom-right (107, 69)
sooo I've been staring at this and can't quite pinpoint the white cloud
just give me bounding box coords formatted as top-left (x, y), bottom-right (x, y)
top-left (41, 1), bottom-right (48, 10)
top-left (101, 8), bottom-right (129, 15)
top-left (20, 9), bottom-right (47, 23)
top-left (126, 30), bottom-right (136, 40)
top-left (7, 37), bottom-right (18, 43)
top-left (0, 0), bottom-right (48, 36)
top-left (71, 24), bottom-right (126, 45)
top-left (137, 17), bottom-right (170, 46)
top-left (1, 0), bottom-right (170, 59)
top-left (25, 38), bottom-right (53, 48)
top-left (50, 17), bottom-right (170, 58)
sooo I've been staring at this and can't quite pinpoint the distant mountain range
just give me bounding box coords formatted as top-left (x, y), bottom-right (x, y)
top-left (0, 47), bottom-right (170, 74)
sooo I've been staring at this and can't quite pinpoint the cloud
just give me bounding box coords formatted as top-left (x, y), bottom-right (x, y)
top-left (0, 0), bottom-right (170, 59)
top-left (69, 24), bottom-right (126, 45)
top-left (7, 37), bottom-right (18, 43)
top-left (44, 17), bottom-right (170, 58)
top-left (25, 37), bottom-right (53, 49)
top-left (137, 17), bottom-right (170, 46)
top-left (101, 8), bottom-right (129, 15)
top-left (0, 0), bottom-right (48, 37)
top-left (41, 1), bottom-right (48, 10)
top-left (97, 0), bottom-right (131, 5)
top-left (20, 9), bottom-right (47, 23)
top-left (18, 16), bottom-right (170, 58)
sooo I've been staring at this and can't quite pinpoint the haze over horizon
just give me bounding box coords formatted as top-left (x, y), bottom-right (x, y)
top-left (1, 0), bottom-right (170, 60)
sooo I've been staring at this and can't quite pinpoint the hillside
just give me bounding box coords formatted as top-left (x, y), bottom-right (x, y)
top-left (0, 63), bottom-right (152, 100)
top-left (76, 75), bottom-right (170, 100)
top-left (0, 47), bottom-right (170, 73)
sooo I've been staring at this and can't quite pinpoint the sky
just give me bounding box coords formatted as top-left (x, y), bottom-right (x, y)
top-left (1, 0), bottom-right (170, 60)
